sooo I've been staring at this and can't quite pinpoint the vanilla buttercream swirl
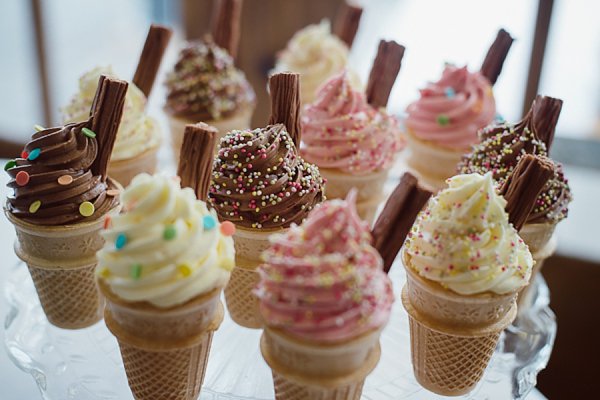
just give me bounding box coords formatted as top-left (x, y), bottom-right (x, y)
top-left (165, 36), bottom-right (255, 120)
top-left (272, 19), bottom-right (361, 104)
top-left (404, 64), bottom-right (495, 149)
top-left (61, 66), bottom-right (161, 161)
top-left (301, 70), bottom-right (404, 174)
top-left (97, 174), bottom-right (234, 308)
top-left (405, 172), bottom-right (533, 295)
top-left (255, 190), bottom-right (394, 342)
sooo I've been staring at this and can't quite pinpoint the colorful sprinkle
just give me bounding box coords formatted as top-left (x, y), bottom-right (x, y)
top-left (116, 234), bottom-right (127, 249)
top-left (28, 148), bottom-right (41, 161)
top-left (220, 221), bottom-right (235, 236)
top-left (494, 114), bottom-right (504, 122)
top-left (203, 215), bottom-right (216, 230)
top-left (163, 225), bottom-right (176, 240)
top-left (99, 268), bottom-right (110, 278)
top-left (16, 171), bottom-right (29, 186)
top-left (58, 175), bottom-right (73, 185)
top-left (4, 160), bottom-right (16, 171)
top-left (21, 150), bottom-right (28, 159)
top-left (34, 124), bottom-right (45, 132)
top-left (436, 114), bottom-right (450, 126)
top-left (82, 128), bottom-right (96, 138)
top-left (79, 201), bottom-right (95, 217)
top-left (106, 189), bottom-right (120, 197)
top-left (445, 87), bottom-right (455, 98)
top-left (29, 200), bottom-right (41, 213)
top-left (103, 216), bottom-right (111, 230)
top-left (130, 264), bottom-right (142, 280)
top-left (179, 264), bottom-right (192, 277)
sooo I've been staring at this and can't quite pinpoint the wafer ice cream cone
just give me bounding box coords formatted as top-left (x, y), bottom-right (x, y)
top-left (96, 174), bottom-right (235, 399)
top-left (5, 76), bottom-right (127, 328)
top-left (255, 191), bottom-right (394, 399)
top-left (401, 172), bottom-right (534, 395)
top-left (107, 147), bottom-right (158, 188)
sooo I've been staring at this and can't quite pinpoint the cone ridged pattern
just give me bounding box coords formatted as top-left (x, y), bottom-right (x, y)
top-left (272, 371), bottom-right (363, 400)
top-left (117, 331), bottom-right (214, 400)
top-left (27, 263), bottom-right (104, 329)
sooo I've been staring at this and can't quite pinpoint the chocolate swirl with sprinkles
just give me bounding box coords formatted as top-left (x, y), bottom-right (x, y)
top-left (458, 96), bottom-right (571, 224)
top-left (208, 124), bottom-right (325, 229)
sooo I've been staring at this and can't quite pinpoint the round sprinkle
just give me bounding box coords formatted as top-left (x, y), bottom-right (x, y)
top-left (130, 264), bottom-right (142, 280)
top-left (163, 225), bottom-right (176, 240)
top-left (79, 201), bottom-right (95, 217)
top-left (58, 175), bottom-right (73, 185)
top-left (179, 264), bottom-right (192, 277)
top-left (445, 87), bottom-right (455, 98)
top-left (99, 268), bottom-right (111, 278)
top-left (4, 160), bottom-right (16, 171)
top-left (16, 171), bottom-right (29, 186)
top-left (34, 124), bottom-right (45, 132)
top-left (220, 221), bottom-right (236, 236)
top-left (221, 258), bottom-right (235, 272)
top-left (116, 234), bottom-right (127, 249)
top-left (436, 114), bottom-right (450, 126)
top-left (103, 216), bottom-right (111, 230)
top-left (106, 189), bottom-right (120, 197)
top-left (203, 215), bottom-right (216, 230)
top-left (495, 114), bottom-right (504, 122)
top-left (29, 200), bottom-right (41, 213)
top-left (21, 150), bottom-right (29, 159)
top-left (28, 148), bottom-right (41, 160)
top-left (82, 128), bottom-right (96, 138)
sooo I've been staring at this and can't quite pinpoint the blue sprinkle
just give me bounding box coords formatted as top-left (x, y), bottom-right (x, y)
top-left (28, 148), bottom-right (41, 161)
top-left (495, 114), bottom-right (504, 122)
top-left (203, 215), bottom-right (216, 230)
top-left (116, 234), bottom-right (127, 249)
top-left (445, 87), bottom-right (455, 98)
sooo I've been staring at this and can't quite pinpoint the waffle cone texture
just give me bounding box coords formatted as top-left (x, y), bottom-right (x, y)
top-left (99, 280), bottom-right (225, 400)
top-left (107, 146), bottom-right (159, 188)
top-left (224, 226), bottom-right (282, 328)
top-left (5, 192), bottom-right (121, 329)
top-left (261, 325), bottom-right (382, 400)
top-left (317, 167), bottom-right (388, 224)
top-left (402, 252), bottom-right (518, 396)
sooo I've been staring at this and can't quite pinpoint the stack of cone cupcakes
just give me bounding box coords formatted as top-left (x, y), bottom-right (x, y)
top-left (95, 121), bottom-right (236, 399)
top-left (400, 155), bottom-right (554, 396)
top-left (165, 0), bottom-right (256, 164)
top-left (301, 39), bottom-right (406, 224)
top-left (404, 29), bottom-right (514, 191)
top-left (62, 24), bottom-right (172, 187)
top-left (208, 72), bottom-right (325, 328)
top-left (255, 172), bottom-right (431, 400)
top-left (4, 75), bottom-right (126, 329)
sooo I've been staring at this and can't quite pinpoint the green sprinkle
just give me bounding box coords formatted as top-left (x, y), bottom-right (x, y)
top-left (4, 160), bottom-right (16, 171)
top-left (130, 264), bottom-right (142, 280)
top-left (163, 225), bottom-right (176, 240)
top-left (82, 128), bottom-right (96, 138)
top-left (34, 124), bottom-right (45, 132)
top-left (436, 114), bottom-right (450, 126)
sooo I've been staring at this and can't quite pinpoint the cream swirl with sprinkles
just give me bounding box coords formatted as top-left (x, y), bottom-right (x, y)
top-left (96, 174), bottom-right (235, 308)
top-left (208, 125), bottom-right (325, 229)
top-left (405, 172), bottom-right (533, 295)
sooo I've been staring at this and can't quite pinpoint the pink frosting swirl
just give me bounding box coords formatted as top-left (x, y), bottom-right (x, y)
top-left (404, 64), bottom-right (495, 149)
top-left (300, 70), bottom-right (404, 175)
top-left (254, 190), bottom-right (394, 342)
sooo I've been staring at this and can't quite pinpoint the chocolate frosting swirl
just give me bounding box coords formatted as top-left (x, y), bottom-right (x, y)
top-left (164, 35), bottom-right (255, 121)
top-left (208, 125), bottom-right (325, 229)
top-left (458, 114), bottom-right (571, 224)
top-left (6, 122), bottom-right (119, 225)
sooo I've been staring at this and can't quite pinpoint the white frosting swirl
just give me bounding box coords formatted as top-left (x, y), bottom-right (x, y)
top-left (61, 66), bottom-right (161, 161)
top-left (405, 172), bottom-right (533, 295)
top-left (97, 174), bottom-right (234, 307)
top-left (272, 19), bottom-right (361, 104)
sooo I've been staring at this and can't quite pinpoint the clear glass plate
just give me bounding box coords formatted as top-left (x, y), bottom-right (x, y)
top-left (4, 256), bottom-right (555, 400)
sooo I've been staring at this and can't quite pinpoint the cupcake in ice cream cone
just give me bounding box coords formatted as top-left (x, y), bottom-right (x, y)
top-left (5, 75), bottom-right (126, 329)
top-left (404, 29), bottom-right (514, 191)
top-left (62, 25), bottom-right (172, 187)
top-left (96, 173), bottom-right (235, 400)
top-left (401, 172), bottom-right (535, 395)
top-left (255, 190), bottom-right (394, 399)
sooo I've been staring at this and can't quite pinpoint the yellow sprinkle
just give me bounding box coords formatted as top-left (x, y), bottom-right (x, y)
top-left (98, 268), bottom-right (111, 278)
top-left (29, 200), bottom-right (41, 213)
top-left (221, 258), bottom-right (235, 272)
top-left (179, 264), bottom-right (192, 277)
top-left (79, 201), bottom-right (95, 217)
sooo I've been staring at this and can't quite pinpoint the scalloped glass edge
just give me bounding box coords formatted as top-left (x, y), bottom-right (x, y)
top-left (4, 259), bottom-right (555, 400)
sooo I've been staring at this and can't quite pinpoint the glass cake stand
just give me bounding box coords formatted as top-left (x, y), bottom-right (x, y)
top-left (4, 256), bottom-right (555, 400)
